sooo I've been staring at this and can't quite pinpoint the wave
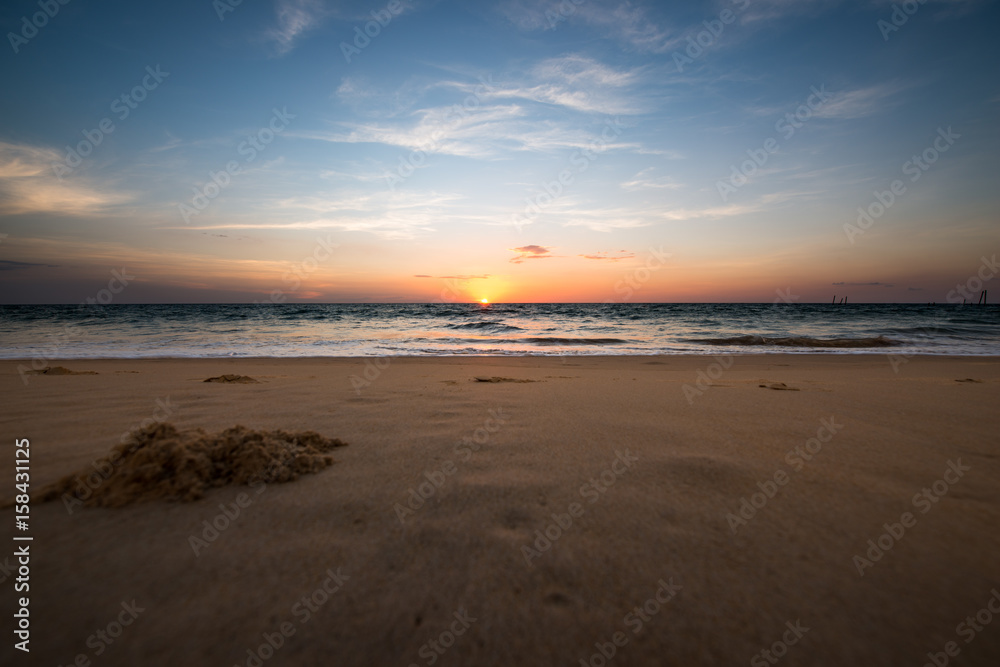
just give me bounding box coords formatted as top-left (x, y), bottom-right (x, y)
top-left (886, 325), bottom-right (986, 337)
top-left (428, 309), bottom-right (474, 318)
top-left (523, 337), bottom-right (628, 346)
top-left (689, 335), bottom-right (898, 348)
top-left (446, 321), bottom-right (523, 332)
top-left (436, 336), bottom-right (630, 346)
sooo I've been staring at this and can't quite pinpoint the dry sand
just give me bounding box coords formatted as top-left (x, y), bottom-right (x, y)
top-left (1, 355), bottom-right (999, 666)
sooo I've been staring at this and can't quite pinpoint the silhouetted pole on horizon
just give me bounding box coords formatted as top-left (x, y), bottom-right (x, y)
top-left (978, 290), bottom-right (987, 305)
top-left (832, 295), bottom-right (836, 304)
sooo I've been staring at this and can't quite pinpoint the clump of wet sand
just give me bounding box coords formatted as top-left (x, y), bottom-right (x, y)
top-left (204, 374), bottom-right (259, 383)
top-left (36, 423), bottom-right (347, 507)
top-left (27, 366), bottom-right (98, 375)
top-left (473, 376), bottom-right (538, 383)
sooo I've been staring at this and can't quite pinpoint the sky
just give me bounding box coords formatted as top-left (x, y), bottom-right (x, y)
top-left (0, 0), bottom-right (997, 304)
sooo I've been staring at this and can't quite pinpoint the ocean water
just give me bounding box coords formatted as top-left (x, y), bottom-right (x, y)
top-left (0, 303), bottom-right (998, 358)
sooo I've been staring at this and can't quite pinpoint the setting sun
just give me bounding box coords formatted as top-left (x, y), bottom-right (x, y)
top-left (480, 298), bottom-right (489, 304)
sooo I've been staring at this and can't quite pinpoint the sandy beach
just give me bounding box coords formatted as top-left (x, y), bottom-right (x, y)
top-left (2, 354), bottom-right (999, 666)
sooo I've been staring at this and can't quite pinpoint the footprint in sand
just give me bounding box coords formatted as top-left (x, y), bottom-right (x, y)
top-left (759, 382), bottom-right (799, 391)
top-left (543, 591), bottom-right (575, 607)
top-left (203, 374), bottom-right (260, 384)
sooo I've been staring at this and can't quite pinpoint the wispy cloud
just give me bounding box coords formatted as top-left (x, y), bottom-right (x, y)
top-left (579, 250), bottom-right (635, 261)
top-left (0, 141), bottom-right (131, 216)
top-left (481, 55), bottom-right (644, 115)
top-left (621, 168), bottom-right (683, 191)
top-left (739, 0), bottom-right (838, 23)
top-left (498, 1), bottom-right (682, 53)
top-left (307, 56), bottom-right (647, 160)
top-left (833, 281), bottom-right (894, 287)
top-left (305, 104), bottom-right (529, 157)
top-left (0, 143), bottom-right (60, 179)
top-left (812, 83), bottom-right (909, 120)
top-left (0, 259), bottom-right (59, 271)
top-left (178, 189), bottom-right (467, 239)
top-left (509, 244), bottom-right (555, 263)
top-left (574, 2), bottom-right (682, 53)
top-left (414, 274), bottom-right (490, 280)
top-left (535, 190), bottom-right (801, 233)
top-left (267, 0), bottom-right (327, 55)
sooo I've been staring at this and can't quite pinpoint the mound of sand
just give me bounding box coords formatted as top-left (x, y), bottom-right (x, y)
top-left (37, 423), bottom-right (347, 507)
top-left (204, 374), bottom-right (259, 383)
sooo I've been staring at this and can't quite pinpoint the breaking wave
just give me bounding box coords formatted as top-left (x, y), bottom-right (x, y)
top-left (689, 335), bottom-right (898, 348)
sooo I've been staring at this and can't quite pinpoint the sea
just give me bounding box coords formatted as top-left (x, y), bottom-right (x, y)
top-left (0, 303), bottom-right (998, 359)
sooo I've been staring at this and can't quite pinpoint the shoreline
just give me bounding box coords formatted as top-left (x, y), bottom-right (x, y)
top-left (6, 351), bottom-right (1000, 360)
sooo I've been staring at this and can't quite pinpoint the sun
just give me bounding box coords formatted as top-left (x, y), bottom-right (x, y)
top-left (480, 298), bottom-right (489, 305)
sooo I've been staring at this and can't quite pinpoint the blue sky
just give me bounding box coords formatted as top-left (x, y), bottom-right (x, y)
top-left (0, 0), bottom-right (997, 303)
